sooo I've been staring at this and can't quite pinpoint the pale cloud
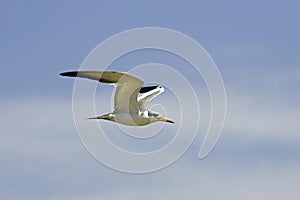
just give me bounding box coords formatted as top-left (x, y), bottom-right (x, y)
top-left (0, 93), bottom-right (299, 199)
top-left (225, 92), bottom-right (300, 140)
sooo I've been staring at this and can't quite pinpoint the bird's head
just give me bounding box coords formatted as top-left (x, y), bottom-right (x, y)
top-left (148, 111), bottom-right (175, 124)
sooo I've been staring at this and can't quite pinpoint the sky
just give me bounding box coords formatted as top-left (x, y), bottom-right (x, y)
top-left (0, 0), bottom-right (299, 199)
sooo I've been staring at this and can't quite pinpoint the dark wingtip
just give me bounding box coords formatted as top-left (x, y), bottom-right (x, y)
top-left (139, 85), bottom-right (159, 93)
top-left (60, 71), bottom-right (78, 77)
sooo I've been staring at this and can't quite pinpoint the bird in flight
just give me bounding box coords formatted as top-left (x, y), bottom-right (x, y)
top-left (60, 71), bottom-right (175, 126)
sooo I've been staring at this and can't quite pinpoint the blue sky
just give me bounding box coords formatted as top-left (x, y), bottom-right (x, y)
top-left (0, 0), bottom-right (299, 199)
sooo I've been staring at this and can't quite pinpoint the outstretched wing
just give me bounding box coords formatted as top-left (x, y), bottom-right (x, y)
top-left (137, 86), bottom-right (164, 112)
top-left (60, 71), bottom-right (144, 114)
top-left (139, 86), bottom-right (159, 93)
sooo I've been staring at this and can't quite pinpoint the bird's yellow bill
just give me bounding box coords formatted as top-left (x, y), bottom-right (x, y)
top-left (159, 116), bottom-right (175, 123)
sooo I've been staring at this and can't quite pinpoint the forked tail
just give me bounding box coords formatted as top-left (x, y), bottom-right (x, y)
top-left (86, 113), bottom-right (112, 120)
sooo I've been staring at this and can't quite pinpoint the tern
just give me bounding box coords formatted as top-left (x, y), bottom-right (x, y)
top-left (60, 71), bottom-right (175, 126)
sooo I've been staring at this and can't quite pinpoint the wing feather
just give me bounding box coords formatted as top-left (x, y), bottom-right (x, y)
top-left (137, 86), bottom-right (164, 112)
top-left (60, 71), bottom-right (144, 113)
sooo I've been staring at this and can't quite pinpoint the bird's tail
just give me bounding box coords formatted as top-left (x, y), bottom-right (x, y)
top-left (86, 113), bottom-right (111, 120)
top-left (86, 116), bottom-right (101, 119)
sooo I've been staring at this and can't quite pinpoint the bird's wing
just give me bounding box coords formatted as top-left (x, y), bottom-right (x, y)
top-left (139, 86), bottom-right (159, 93)
top-left (60, 71), bottom-right (144, 114)
top-left (137, 86), bottom-right (164, 112)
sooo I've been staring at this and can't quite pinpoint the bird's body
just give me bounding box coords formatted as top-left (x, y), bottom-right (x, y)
top-left (60, 71), bottom-right (174, 126)
top-left (92, 112), bottom-right (151, 126)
